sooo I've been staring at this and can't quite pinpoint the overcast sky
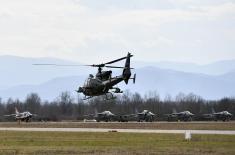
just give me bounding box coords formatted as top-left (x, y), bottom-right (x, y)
top-left (0, 0), bottom-right (235, 64)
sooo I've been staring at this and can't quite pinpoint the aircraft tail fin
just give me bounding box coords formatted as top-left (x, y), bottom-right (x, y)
top-left (94, 108), bottom-right (98, 115)
top-left (212, 107), bottom-right (215, 113)
top-left (15, 107), bottom-right (19, 114)
top-left (173, 108), bottom-right (177, 113)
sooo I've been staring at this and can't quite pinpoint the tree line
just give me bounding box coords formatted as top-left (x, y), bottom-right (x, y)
top-left (0, 91), bottom-right (234, 121)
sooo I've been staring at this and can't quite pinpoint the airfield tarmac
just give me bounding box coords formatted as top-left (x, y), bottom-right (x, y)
top-left (0, 121), bottom-right (235, 130)
top-left (1, 127), bottom-right (235, 135)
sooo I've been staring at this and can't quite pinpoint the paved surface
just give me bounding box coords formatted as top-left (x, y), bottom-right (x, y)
top-left (0, 127), bottom-right (235, 135)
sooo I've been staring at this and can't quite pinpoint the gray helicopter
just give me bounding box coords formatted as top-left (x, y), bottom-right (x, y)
top-left (165, 111), bottom-right (194, 122)
top-left (203, 111), bottom-right (232, 121)
top-left (76, 52), bottom-right (136, 99)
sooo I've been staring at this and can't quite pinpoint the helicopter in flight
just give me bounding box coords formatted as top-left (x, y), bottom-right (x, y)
top-left (34, 52), bottom-right (136, 100)
top-left (77, 52), bottom-right (136, 99)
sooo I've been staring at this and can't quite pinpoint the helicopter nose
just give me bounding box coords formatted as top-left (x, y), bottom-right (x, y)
top-left (76, 87), bottom-right (83, 93)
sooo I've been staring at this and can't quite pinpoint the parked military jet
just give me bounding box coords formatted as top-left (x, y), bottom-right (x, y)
top-left (84, 110), bottom-right (116, 122)
top-left (131, 110), bottom-right (155, 122)
top-left (203, 111), bottom-right (232, 121)
top-left (4, 107), bottom-right (37, 123)
top-left (165, 111), bottom-right (194, 122)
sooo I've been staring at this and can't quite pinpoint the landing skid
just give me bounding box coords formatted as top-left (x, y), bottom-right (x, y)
top-left (111, 87), bottom-right (123, 93)
top-left (82, 96), bottom-right (94, 100)
top-left (82, 93), bottom-right (116, 100)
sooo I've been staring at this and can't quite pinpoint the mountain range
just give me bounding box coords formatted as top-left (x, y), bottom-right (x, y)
top-left (0, 55), bottom-right (235, 101)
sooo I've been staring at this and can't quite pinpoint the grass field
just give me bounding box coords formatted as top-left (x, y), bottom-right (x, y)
top-left (0, 131), bottom-right (234, 155)
top-left (0, 121), bottom-right (235, 130)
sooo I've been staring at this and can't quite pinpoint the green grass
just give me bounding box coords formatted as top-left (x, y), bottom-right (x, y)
top-left (0, 131), bottom-right (235, 155)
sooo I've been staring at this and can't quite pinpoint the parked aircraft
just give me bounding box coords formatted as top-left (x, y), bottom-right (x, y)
top-left (131, 110), bottom-right (155, 122)
top-left (203, 111), bottom-right (232, 121)
top-left (84, 110), bottom-right (116, 122)
top-left (165, 111), bottom-right (194, 121)
top-left (4, 107), bottom-right (37, 123)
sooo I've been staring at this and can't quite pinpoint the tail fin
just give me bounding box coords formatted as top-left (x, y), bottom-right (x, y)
top-left (173, 108), bottom-right (177, 113)
top-left (15, 107), bottom-right (19, 114)
top-left (123, 52), bottom-right (133, 84)
top-left (94, 108), bottom-right (98, 116)
top-left (212, 107), bottom-right (215, 113)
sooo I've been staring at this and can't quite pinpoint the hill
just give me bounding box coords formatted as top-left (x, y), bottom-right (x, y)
top-left (0, 55), bottom-right (234, 100)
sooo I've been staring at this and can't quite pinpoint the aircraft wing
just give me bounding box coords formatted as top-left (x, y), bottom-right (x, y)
top-left (202, 114), bottom-right (214, 118)
top-left (203, 114), bottom-right (213, 116)
top-left (213, 113), bottom-right (222, 115)
top-left (17, 116), bottom-right (27, 119)
top-left (148, 112), bottom-right (155, 116)
top-left (130, 114), bottom-right (137, 116)
top-left (4, 114), bottom-right (17, 117)
top-left (173, 113), bottom-right (181, 116)
top-left (165, 114), bottom-right (177, 117)
top-left (83, 114), bottom-right (95, 117)
top-left (126, 114), bottom-right (138, 118)
top-left (97, 113), bottom-right (105, 115)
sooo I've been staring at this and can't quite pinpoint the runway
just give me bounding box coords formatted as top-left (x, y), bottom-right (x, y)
top-left (0, 127), bottom-right (235, 135)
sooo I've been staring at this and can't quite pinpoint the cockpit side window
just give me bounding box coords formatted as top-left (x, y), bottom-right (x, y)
top-left (84, 79), bottom-right (89, 87)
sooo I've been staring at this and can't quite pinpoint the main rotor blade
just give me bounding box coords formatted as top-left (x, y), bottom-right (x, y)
top-left (105, 66), bottom-right (124, 68)
top-left (83, 64), bottom-right (104, 67)
top-left (105, 54), bottom-right (133, 65)
top-left (33, 64), bottom-right (82, 66)
top-left (105, 65), bottom-right (134, 69)
top-left (83, 53), bottom-right (134, 67)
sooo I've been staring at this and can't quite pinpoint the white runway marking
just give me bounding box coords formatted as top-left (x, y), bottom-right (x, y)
top-left (0, 128), bottom-right (235, 135)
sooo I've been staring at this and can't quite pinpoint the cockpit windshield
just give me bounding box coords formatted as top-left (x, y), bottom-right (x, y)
top-left (84, 74), bottom-right (94, 87)
top-left (84, 79), bottom-right (90, 87)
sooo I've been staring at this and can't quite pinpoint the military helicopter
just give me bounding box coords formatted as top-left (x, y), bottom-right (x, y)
top-left (34, 52), bottom-right (136, 100)
top-left (76, 52), bottom-right (136, 99)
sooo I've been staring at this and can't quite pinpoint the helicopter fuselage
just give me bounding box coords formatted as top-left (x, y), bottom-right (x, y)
top-left (79, 75), bottom-right (124, 96)
top-left (96, 71), bottom-right (112, 81)
top-left (82, 77), bottom-right (104, 96)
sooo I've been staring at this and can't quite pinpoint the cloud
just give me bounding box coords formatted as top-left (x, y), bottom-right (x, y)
top-left (0, 0), bottom-right (234, 64)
